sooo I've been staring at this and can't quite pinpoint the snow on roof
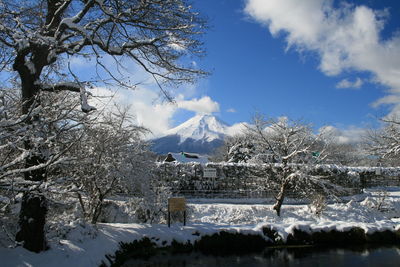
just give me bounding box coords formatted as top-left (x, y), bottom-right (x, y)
top-left (167, 152), bottom-right (208, 164)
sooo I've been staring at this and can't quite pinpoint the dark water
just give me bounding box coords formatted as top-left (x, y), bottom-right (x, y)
top-left (121, 246), bottom-right (400, 267)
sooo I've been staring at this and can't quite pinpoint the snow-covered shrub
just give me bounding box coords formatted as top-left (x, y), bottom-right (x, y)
top-left (346, 171), bottom-right (361, 186)
top-left (46, 216), bottom-right (97, 244)
top-left (45, 201), bottom-right (90, 242)
top-left (94, 199), bottom-right (138, 223)
top-left (375, 190), bottom-right (390, 211)
top-left (308, 194), bottom-right (327, 217)
top-left (133, 182), bottom-right (172, 224)
top-left (227, 141), bottom-right (256, 163)
top-left (0, 195), bottom-right (20, 248)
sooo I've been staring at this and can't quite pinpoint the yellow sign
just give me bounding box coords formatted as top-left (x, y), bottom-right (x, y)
top-left (168, 197), bottom-right (186, 212)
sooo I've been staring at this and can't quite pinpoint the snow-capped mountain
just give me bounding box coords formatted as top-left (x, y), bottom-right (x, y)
top-left (151, 114), bottom-right (245, 155)
top-left (166, 114), bottom-right (228, 143)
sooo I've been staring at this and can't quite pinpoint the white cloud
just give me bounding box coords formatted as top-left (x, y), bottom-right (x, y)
top-left (371, 95), bottom-right (400, 108)
top-left (69, 56), bottom-right (92, 68)
top-left (226, 108), bottom-right (236, 113)
top-left (372, 95), bottom-right (400, 119)
top-left (336, 77), bottom-right (363, 89)
top-left (226, 122), bottom-right (249, 136)
top-left (90, 87), bottom-right (177, 138)
top-left (89, 87), bottom-right (221, 137)
top-left (319, 125), bottom-right (367, 144)
top-left (386, 104), bottom-right (400, 119)
top-left (177, 96), bottom-right (220, 114)
top-left (245, 0), bottom-right (400, 111)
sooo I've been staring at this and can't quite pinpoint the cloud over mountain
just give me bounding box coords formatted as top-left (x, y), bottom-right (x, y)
top-left (177, 96), bottom-right (220, 114)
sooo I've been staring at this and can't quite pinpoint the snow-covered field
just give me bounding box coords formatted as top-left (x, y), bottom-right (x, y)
top-left (1, 188), bottom-right (400, 267)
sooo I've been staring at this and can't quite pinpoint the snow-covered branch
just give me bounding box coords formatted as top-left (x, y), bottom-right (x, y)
top-left (364, 116), bottom-right (400, 166)
top-left (40, 82), bottom-right (81, 93)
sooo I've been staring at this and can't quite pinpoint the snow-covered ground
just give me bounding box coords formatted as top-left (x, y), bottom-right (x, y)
top-left (1, 187), bottom-right (400, 267)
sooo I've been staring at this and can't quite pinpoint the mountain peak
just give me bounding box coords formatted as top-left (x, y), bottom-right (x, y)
top-left (166, 114), bottom-right (228, 143)
top-left (151, 114), bottom-right (248, 155)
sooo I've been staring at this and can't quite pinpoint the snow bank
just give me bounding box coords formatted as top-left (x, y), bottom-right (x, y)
top-left (1, 223), bottom-right (233, 267)
top-left (2, 219), bottom-right (399, 267)
top-left (2, 188), bottom-right (400, 266)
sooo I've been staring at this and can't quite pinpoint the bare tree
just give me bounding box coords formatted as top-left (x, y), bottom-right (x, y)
top-left (317, 126), bottom-right (364, 166)
top-left (365, 116), bottom-right (400, 166)
top-left (323, 143), bottom-right (362, 166)
top-left (246, 114), bottom-right (340, 216)
top-left (65, 107), bottom-right (152, 224)
top-left (0, 0), bottom-right (207, 251)
top-left (210, 134), bottom-right (256, 163)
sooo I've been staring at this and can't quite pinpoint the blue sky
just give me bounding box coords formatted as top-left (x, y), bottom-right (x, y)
top-left (172, 0), bottom-right (400, 131)
top-left (4, 0), bottom-right (399, 140)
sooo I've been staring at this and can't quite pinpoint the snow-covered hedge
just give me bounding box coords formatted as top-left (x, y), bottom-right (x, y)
top-left (155, 162), bottom-right (400, 197)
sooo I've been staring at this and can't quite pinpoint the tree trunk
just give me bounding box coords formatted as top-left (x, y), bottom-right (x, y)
top-left (15, 193), bottom-right (48, 252)
top-left (272, 180), bottom-right (289, 216)
top-left (20, 67), bottom-right (47, 181)
top-left (14, 52), bottom-right (48, 252)
top-left (91, 194), bottom-right (105, 224)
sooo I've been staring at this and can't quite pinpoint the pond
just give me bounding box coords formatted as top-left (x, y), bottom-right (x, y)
top-left (121, 246), bottom-right (400, 267)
